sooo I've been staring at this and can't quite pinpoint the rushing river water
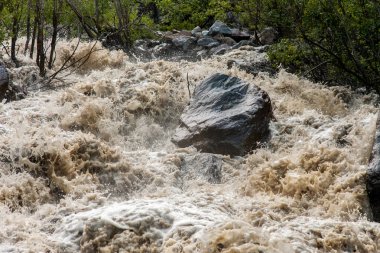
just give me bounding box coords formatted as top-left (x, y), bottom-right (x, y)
top-left (0, 40), bottom-right (379, 253)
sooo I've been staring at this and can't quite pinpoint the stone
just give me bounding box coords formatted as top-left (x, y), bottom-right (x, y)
top-left (197, 37), bottom-right (219, 47)
top-left (213, 34), bottom-right (236, 46)
top-left (231, 40), bottom-right (254, 50)
top-left (0, 65), bottom-right (9, 87)
top-left (220, 36), bottom-right (237, 46)
top-left (367, 113), bottom-right (380, 221)
top-left (227, 59), bottom-right (276, 76)
top-left (209, 21), bottom-right (232, 36)
top-left (191, 26), bottom-right (202, 35)
top-left (172, 73), bottom-right (272, 156)
top-left (258, 27), bottom-right (278, 45)
top-left (172, 36), bottom-right (196, 50)
top-left (210, 44), bottom-right (230, 55)
top-left (0, 65), bottom-right (10, 101)
top-left (201, 30), bottom-right (210, 36)
top-left (230, 29), bottom-right (251, 42)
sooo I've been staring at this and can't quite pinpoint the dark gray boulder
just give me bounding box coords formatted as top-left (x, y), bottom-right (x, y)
top-left (230, 29), bottom-right (251, 42)
top-left (209, 21), bottom-right (232, 36)
top-left (172, 36), bottom-right (196, 50)
top-left (210, 44), bottom-right (230, 55)
top-left (0, 65), bottom-right (10, 101)
top-left (172, 73), bottom-right (272, 156)
top-left (0, 64), bottom-right (9, 87)
top-left (197, 37), bottom-right (219, 47)
top-left (367, 113), bottom-right (380, 221)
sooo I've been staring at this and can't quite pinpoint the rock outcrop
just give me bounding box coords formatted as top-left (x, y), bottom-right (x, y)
top-left (0, 65), bottom-right (10, 101)
top-left (367, 113), bottom-right (380, 221)
top-left (172, 73), bottom-right (272, 156)
top-left (130, 21), bottom-right (267, 61)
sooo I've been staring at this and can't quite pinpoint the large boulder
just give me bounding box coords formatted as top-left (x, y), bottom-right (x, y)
top-left (172, 35), bottom-right (196, 50)
top-left (208, 21), bottom-right (232, 36)
top-left (172, 73), bottom-right (272, 156)
top-left (367, 113), bottom-right (380, 221)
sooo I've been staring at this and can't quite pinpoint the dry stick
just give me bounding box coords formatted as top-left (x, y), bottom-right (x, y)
top-left (43, 40), bottom-right (100, 89)
top-left (46, 35), bottom-right (82, 83)
top-left (60, 41), bottom-right (100, 78)
top-left (1, 43), bottom-right (11, 58)
top-left (302, 59), bottom-right (331, 77)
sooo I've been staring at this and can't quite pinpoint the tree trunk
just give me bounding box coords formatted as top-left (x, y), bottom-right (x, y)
top-left (48, 0), bottom-right (61, 69)
top-left (36, 0), bottom-right (45, 77)
top-left (24, 0), bottom-right (32, 55)
top-left (94, 0), bottom-right (101, 32)
top-left (30, 17), bottom-right (37, 59)
top-left (11, 15), bottom-right (20, 67)
top-left (65, 0), bottom-right (97, 39)
top-left (113, 0), bottom-right (131, 47)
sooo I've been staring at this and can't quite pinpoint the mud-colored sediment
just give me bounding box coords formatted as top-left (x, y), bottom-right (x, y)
top-left (0, 39), bottom-right (379, 252)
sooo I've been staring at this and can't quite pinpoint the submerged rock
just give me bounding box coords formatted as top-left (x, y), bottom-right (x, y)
top-left (180, 153), bottom-right (223, 183)
top-left (172, 73), bottom-right (272, 156)
top-left (367, 113), bottom-right (380, 221)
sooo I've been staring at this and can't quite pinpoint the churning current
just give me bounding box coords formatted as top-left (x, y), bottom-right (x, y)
top-left (0, 40), bottom-right (379, 253)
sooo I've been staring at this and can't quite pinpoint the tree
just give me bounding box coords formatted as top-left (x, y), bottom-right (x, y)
top-left (36, 0), bottom-right (45, 76)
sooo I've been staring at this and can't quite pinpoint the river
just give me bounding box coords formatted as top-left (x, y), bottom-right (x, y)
top-left (0, 40), bottom-right (379, 252)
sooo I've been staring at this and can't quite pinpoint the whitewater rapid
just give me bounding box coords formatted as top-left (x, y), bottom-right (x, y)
top-left (0, 40), bottom-right (379, 252)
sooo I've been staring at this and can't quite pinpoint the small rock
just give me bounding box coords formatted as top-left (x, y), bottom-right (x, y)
top-left (191, 26), bottom-right (202, 35)
top-left (210, 44), bottom-right (230, 55)
top-left (231, 40), bottom-right (253, 50)
top-left (201, 30), bottom-right (210, 36)
top-left (197, 37), bottom-right (219, 47)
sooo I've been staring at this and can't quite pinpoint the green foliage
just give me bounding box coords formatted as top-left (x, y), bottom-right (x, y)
top-left (0, 0), bottom-right (377, 92)
top-left (267, 0), bottom-right (379, 90)
top-left (155, 0), bottom-right (214, 30)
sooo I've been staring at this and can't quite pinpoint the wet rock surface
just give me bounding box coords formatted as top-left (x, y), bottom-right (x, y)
top-left (172, 73), bottom-right (272, 156)
top-left (179, 153), bottom-right (223, 184)
top-left (130, 21), bottom-right (278, 62)
top-left (0, 64), bottom-right (25, 102)
top-left (367, 113), bottom-right (380, 221)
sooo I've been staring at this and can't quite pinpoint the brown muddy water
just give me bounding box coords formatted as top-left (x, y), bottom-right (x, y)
top-left (0, 40), bottom-right (379, 253)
